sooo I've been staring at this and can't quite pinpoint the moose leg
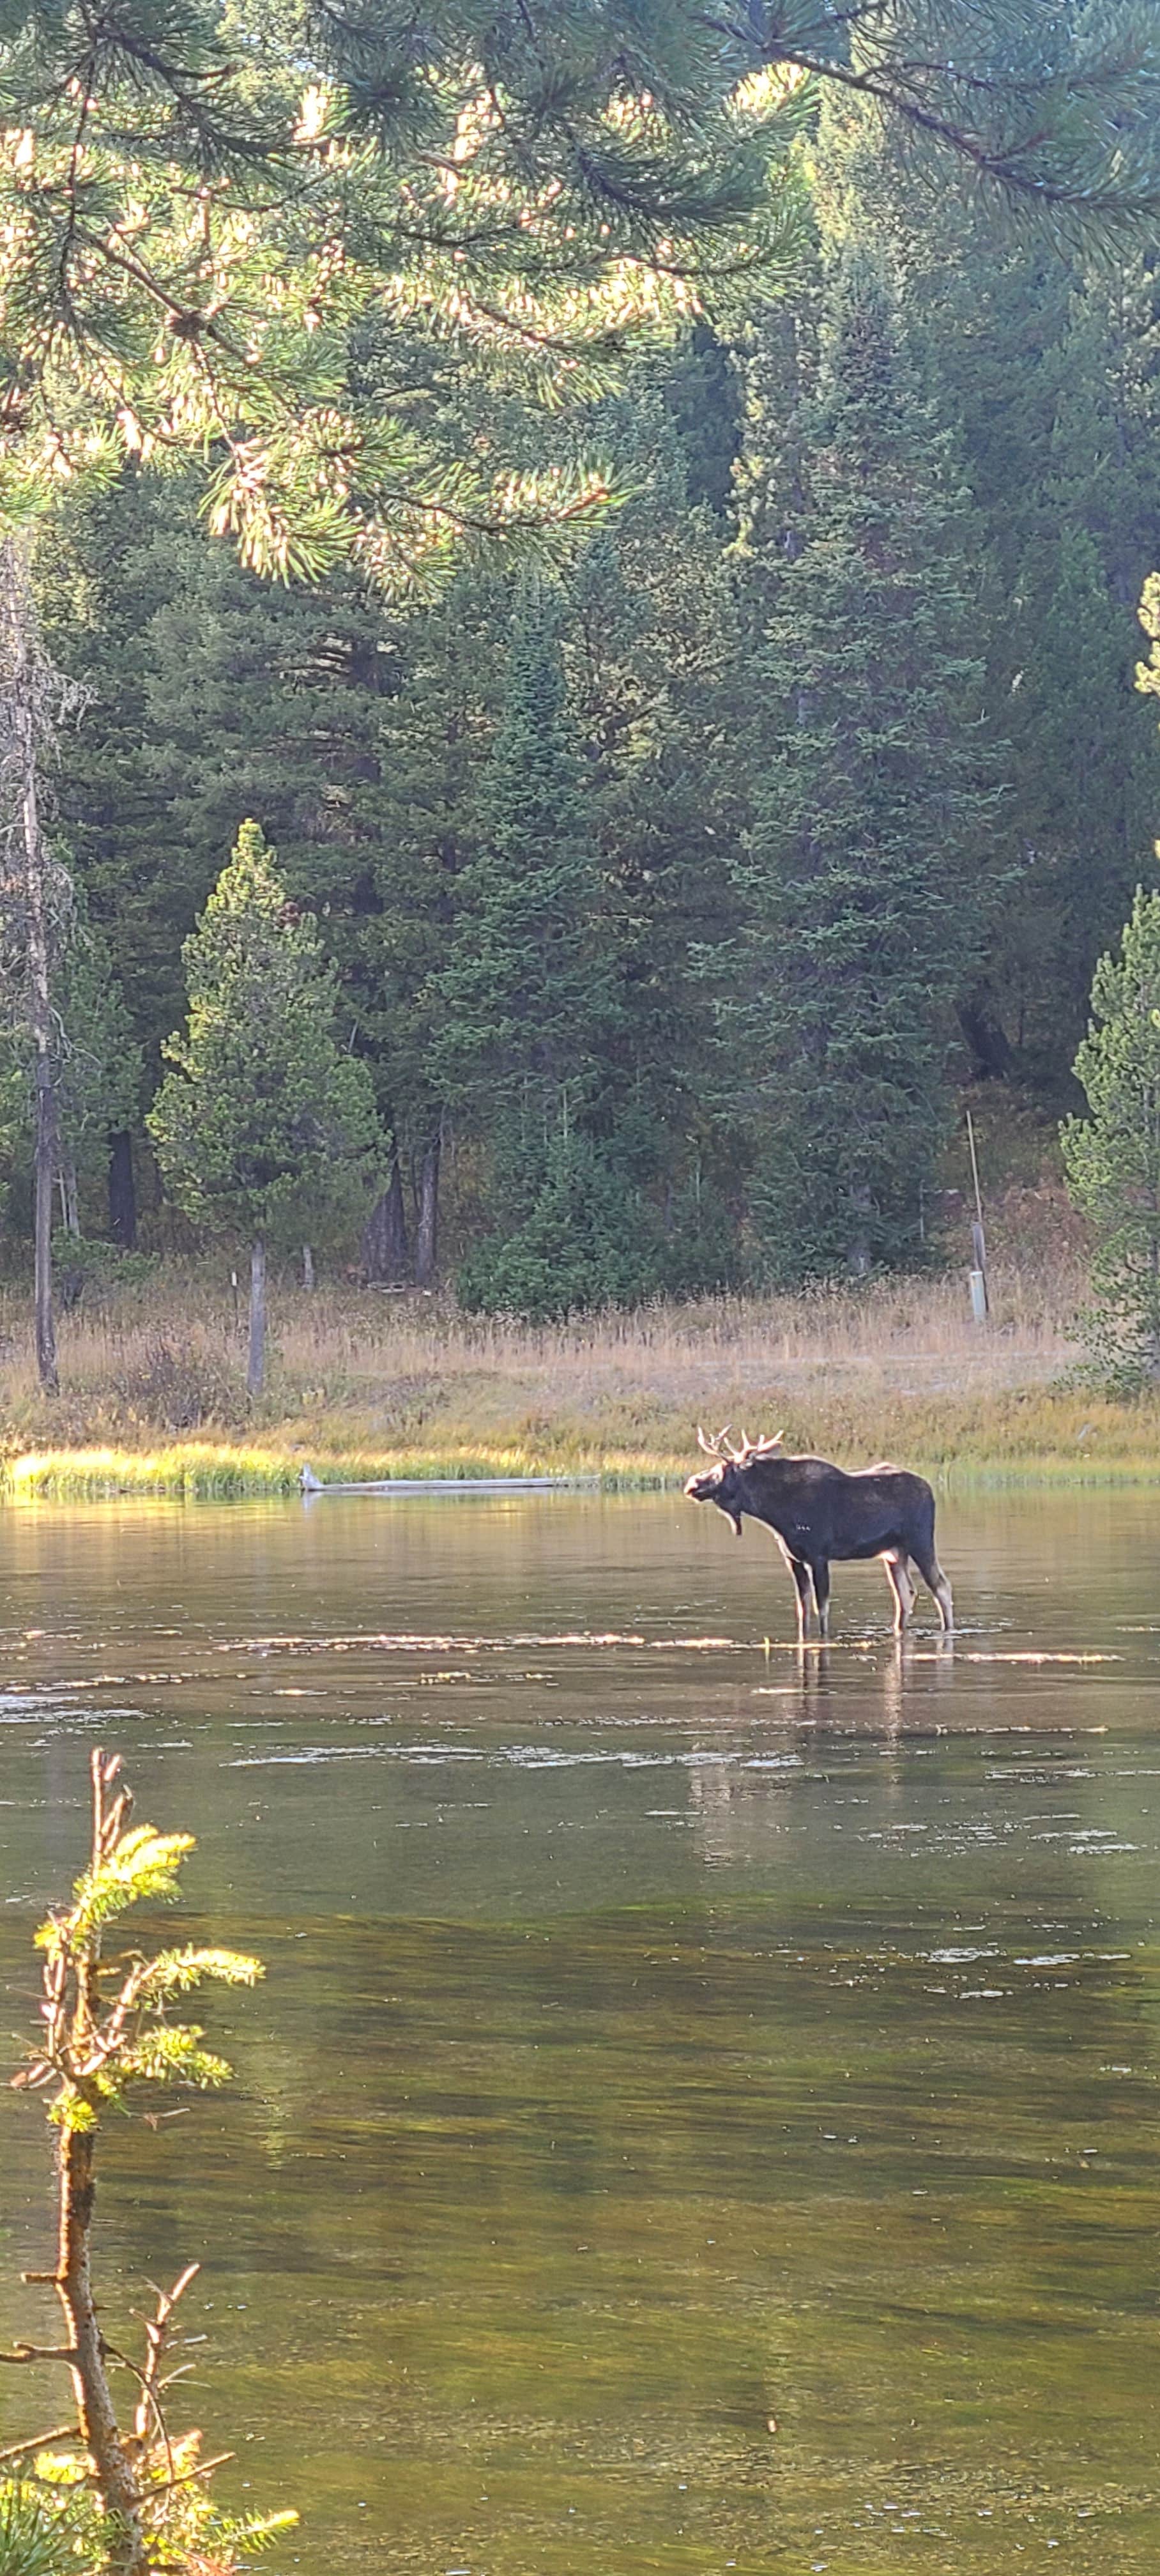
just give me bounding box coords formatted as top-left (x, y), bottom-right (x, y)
top-left (786, 1556), bottom-right (813, 1642)
top-left (912, 1545), bottom-right (954, 1632)
top-left (881, 1549), bottom-right (915, 1634)
top-left (811, 1560), bottom-right (831, 1638)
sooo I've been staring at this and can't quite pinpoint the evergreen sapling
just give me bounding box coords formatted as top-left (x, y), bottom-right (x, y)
top-left (1062, 886), bottom-right (1160, 1388)
top-left (148, 820), bottom-right (381, 1393)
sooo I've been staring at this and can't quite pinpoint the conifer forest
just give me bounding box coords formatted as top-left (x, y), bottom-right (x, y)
top-left (4, 1), bottom-right (1160, 1353)
top-left (11, 22), bottom-right (1160, 2576)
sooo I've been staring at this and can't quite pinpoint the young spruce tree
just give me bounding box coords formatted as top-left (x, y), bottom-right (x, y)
top-left (4, 1750), bottom-right (286, 2576)
top-left (1062, 887), bottom-right (1160, 1388)
top-left (727, 231), bottom-right (999, 1280)
top-left (149, 822), bottom-right (379, 1393)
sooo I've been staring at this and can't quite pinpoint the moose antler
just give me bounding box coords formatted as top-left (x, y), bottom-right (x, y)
top-left (698, 1425), bottom-right (786, 1462)
top-left (696, 1423), bottom-right (741, 1459)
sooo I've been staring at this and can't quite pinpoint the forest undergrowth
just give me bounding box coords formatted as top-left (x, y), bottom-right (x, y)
top-left (2, 1232), bottom-right (1158, 1495)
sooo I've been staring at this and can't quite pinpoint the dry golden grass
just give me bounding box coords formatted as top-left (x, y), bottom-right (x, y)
top-left (0, 1234), bottom-right (1154, 1494)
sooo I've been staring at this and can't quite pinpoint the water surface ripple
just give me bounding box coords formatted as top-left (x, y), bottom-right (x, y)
top-left (0, 1485), bottom-right (1158, 2575)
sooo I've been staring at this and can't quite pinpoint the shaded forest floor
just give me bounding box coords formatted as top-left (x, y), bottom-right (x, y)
top-left (1, 1206), bottom-right (1159, 1495)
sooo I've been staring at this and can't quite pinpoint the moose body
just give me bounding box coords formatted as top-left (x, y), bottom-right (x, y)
top-left (684, 1430), bottom-right (953, 1639)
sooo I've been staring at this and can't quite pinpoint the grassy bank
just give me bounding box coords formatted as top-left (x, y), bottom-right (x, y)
top-left (1, 1239), bottom-right (1159, 1497)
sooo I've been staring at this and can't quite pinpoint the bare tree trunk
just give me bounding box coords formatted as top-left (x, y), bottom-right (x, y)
top-left (107, 1130), bottom-right (136, 1248)
top-left (247, 1237), bottom-right (266, 1399)
top-left (415, 1127), bottom-right (441, 1289)
top-left (848, 1184), bottom-right (872, 1281)
top-left (302, 1244), bottom-right (315, 1291)
top-left (22, 709), bottom-right (59, 1393)
top-left (33, 1062), bottom-right (59, 1389)
top-left (55, 2126), bottom-right (149, 2576)
top-left (362, 1151), bottom-right (409, 1282)
top-left (0, 539), bottom-right (82, 1399)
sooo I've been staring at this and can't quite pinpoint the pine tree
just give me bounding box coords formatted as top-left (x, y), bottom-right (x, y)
top-left (0, 538), bottom-right (86, 1392)
top-left (998, 519), bottom-right (1159, 1078)
top-left (42, 480), bottom-right (249, 1064)
top-left (356, 569), bottom-right (511, 1283)
top-left (430, 578), bottom-right (609, 1153)
top-left (149, 822), bottom-right (380, 1393)
top-left (46, 473), bottom-right (439, 1261)
top-left (429, 576), bottom-right (673, 1310)
top-left (985, 251), bottom-right (1160, 1082)
top-left (1062, 887), bottom-right (1160, 1387)
top-left (52, 916), bottom-right (142, 1237)
top-left (560, 383), bottom-right (749, 1282)
top-left (723, 234), bottom-right (1001, 1280)
top-left (3, 1), bottom-right (1159, 578)
top-left (864, 144), bottom-right (1160, 1088)
top-left (0, 1), bottom-right (807, 578)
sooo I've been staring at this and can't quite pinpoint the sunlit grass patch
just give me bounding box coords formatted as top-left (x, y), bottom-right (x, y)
top-left (0, 1441), bottom-right (581, 1500)
top-left (3, 1441), bottom-right (305, 1498)
top-left (0, 1244), bottom-right (1159, 1494)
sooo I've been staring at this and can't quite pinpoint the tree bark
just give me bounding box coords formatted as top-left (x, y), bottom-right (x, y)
top-left (21, 708), bottom-right (59, 1393)
top-left (56, 2126), bottom-right (149, 2576)
top-left (247, 1237), bottom-right (266, 1399)
top-left (415, 1128), bottom-right (441, 1288)
top-left (107, 1130), bottom-right (136, 1248)
top-left (0, 540), bottom-right (67, 1396)
top-left (33, 1044), bottom-right (59, 1392)
top-left (362, 1153), bottom-right (409, 1283)
top-left (848, 1184), bottom-right (872, 1280)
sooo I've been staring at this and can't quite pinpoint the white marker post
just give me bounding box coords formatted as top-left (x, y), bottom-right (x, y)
top-left (966, 1110), bottom-right (989, 1322)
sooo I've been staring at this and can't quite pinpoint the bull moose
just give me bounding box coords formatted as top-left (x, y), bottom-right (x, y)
top-left (684, 1427), bottom-right (953, 1640)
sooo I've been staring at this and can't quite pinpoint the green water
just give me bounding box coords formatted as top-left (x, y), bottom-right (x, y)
top-left (0, 1485), bottom-right (1158, 2575)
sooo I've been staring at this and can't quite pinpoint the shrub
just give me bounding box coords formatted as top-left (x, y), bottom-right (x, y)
top-left (457, 1133), bottom-right (660, 1321)
top-left (113, 1333), bottom-right (239, 1430)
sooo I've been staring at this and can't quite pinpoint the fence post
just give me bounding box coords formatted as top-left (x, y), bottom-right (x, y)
top-left (966, 1110), bottom-right (989, 1321)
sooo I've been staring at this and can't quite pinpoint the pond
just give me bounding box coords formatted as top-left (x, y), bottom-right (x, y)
top-left (0, 1484), bottom-right (1158, 2575)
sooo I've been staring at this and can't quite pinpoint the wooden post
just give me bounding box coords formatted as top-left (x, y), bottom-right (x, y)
top-left (247, 1238), bottom-right (266, 1398)
top-left (415, 1127), bottom-right (441, 1287)
top-left (966, 1110), bottom-right (989, 1321)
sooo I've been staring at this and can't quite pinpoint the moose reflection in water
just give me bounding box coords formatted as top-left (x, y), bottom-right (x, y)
top-left (684, 1425), bottom-right (954, 1641)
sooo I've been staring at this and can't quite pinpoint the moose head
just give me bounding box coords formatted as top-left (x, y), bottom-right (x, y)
top-left (683, 1424), bottom-right (785, 1535)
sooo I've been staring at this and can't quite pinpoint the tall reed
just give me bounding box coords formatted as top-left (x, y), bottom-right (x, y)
top-left (1, 1245), bottom-right (1150, 1494)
